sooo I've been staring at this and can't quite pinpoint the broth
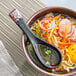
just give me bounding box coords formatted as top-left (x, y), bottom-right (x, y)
top-left (28, 12), bottom-right (76, 74)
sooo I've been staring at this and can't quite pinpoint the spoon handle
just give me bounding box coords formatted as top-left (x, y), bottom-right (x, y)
top-left (9, 9), bottom-right (36, 43)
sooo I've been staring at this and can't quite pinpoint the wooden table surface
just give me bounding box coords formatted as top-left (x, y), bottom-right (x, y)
top-left (0, 0), bottom-right (46, 76)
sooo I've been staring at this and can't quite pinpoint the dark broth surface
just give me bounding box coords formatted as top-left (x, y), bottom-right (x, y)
top-left (37, 44), bottom-right (60, 66)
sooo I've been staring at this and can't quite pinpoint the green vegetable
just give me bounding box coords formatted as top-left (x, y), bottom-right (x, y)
top-left (46, 61), bottom-right (50, 65)
top-left (71, 22), bottom-right (76, 25)
top-left (41, 30), bottom-right (44, 34)
top-left (46, 32), bottom-right (49, 35)
top-left (35, 30), bottom-right (37, 32)
top-left (36, 34), bottom-right (39, 38)
top-left (45, 50), bottom-right (51, 55)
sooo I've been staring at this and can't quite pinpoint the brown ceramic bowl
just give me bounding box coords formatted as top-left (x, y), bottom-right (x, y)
top-left (22, 7), bottom-right (76, 76)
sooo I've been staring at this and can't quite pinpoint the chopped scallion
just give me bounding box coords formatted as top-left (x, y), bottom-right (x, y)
top-left (46, 32), bottom-right (49, 35)
top-left (41, 30), bottom-right (44, 34)
top-left (46, 61), bottom-right (50, 65)
top-left (45, 50), bottom-right (51, 55)
top-left (35, 30), bottom-right (37, 32)
top-left (36, 34), bottom-right (39, 38)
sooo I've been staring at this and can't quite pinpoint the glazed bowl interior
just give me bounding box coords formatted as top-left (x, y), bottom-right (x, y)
top-left (22, 7), bottom-right (76, 76)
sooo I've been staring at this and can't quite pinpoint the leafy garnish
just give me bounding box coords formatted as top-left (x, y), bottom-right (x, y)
top-left (36, 34), bottom-right (39, 38)
top-left (46, 61), bottom-right (50, 65)
top-left (35, 30), bottom-right (37, 32)
top-left (45, 50), bottom-right (51, 55)
top-left (41, 30), bottom-right (44, 34)
top-left (46, 32), bottom-right (49, 35)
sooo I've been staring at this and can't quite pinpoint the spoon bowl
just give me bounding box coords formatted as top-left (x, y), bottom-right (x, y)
top-left (9, 9), bottom-right (62, 68)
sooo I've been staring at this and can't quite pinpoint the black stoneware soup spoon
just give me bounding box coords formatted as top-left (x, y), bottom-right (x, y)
top-left (9, 9), bottom-right (62, 68)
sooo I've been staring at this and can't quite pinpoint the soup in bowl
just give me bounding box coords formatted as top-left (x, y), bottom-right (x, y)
top-left (22, 7), bottom-right (76, 76)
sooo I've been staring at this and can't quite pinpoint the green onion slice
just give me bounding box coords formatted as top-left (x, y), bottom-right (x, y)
top-left (41, 30), bottom-right (44, 34)
top-left (45, 50), bottom-right (51, 55)
top-left (36, 34), bottom-right (39, 38)
top-left (46, 61), bottom-right (50, 65)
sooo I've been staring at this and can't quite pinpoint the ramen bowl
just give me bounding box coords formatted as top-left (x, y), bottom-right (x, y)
top-left (22, 7), bottom-right (76, 76)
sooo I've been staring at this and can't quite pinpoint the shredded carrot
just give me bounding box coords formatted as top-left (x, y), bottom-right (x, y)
top-left (59, 45), bottom-right (63, 50)
top-left (51, 14), bottom-right (61, 22)
top-left (59, 25), bottom-right (67, 49)
top-left (59, 42), bottom-right (76, 46)
top-left (47, 37), bottom-right (51, 44)
top-left (44, 34), bottom-right (50, 43)
top-left (62, 25), bottom-right (67, 42)
top-left (37, 20), bottom-right (40, 33)
top-left (39, 32), bottom-right (41, 37)
top-left (58, 47), bottom-right (62, 50)
top-left (43, 22), bottom-right (49, 29)
top-left (49, 20), bottom-right (60, 39)
top-left (49, 24), bottom-right (57, 38)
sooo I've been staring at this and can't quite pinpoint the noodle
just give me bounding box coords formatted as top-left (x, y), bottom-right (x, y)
top-left (31, 12), bottom-right (76, 73)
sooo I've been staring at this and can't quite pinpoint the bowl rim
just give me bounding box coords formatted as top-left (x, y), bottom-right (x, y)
top-left (22, 7), bottom-right (76, 76)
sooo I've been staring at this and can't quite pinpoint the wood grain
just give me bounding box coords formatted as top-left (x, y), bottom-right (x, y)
top-left (0, 0), bottom-right (47, 76)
